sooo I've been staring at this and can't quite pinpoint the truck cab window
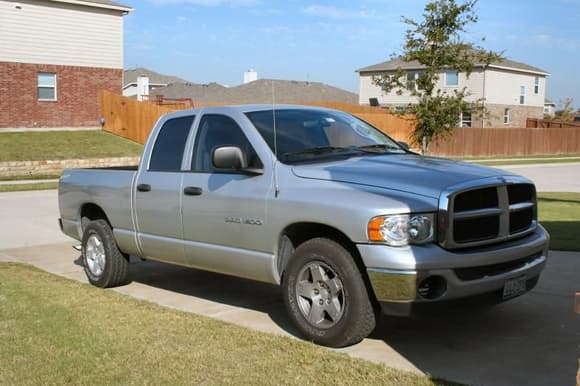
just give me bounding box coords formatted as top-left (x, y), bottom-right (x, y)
top-left (192, 114), bottom-right (262, 172)
top-left (149, 116), bottom-right (194, 171)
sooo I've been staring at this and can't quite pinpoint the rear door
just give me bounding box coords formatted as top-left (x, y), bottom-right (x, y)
top-left (134, 115), bottom-right (194, 264)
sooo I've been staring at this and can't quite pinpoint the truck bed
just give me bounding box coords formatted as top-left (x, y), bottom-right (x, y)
top-left (59, 167), bottom-right (137, 241)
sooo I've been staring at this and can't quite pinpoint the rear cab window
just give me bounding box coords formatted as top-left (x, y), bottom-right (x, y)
top-left (148, 116), bottom-right (195, 171)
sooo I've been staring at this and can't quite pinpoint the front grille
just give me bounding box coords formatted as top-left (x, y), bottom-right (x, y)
top-left (439, 177), bottom-right (537, 249)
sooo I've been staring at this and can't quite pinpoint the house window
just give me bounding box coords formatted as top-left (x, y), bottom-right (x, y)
top-left (38, 73), bottom-right (57, 101)
top-left (460, 110), bottom-right (472, 127)
top-left (504, 108), bottom-right (510, 124)
top-left (519, 86), bottom-right (526, 105)
top-left (445, 70), bottom-right (459, 87)
top-left (406, 71), bottom-right (423, 92)
top-left (534, 77), bottom-right (539, 95)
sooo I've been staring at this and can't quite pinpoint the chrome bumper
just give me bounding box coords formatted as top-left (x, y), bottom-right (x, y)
top-left (358, 225), bottom-right (549, 315)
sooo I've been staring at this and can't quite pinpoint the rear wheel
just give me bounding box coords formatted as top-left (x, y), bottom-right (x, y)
top-left (282, 238), bottom-right (376, 347)
top-left (81, 219), bottom-right (128, 288)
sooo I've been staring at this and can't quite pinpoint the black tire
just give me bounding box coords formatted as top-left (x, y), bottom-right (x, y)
top-left (282, 238), bottom-right (376, 347)
top-left (81, 219), bottom-right (128, 288)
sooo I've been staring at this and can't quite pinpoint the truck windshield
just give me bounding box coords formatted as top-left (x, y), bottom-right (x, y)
top-left (245, 109), bottom-right (406, 163)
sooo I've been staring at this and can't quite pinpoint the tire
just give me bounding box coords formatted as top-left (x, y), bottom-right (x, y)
top-left (81, 219), bottom-right (128, 288)
top-left (282, 237), bottom-right (376, 347)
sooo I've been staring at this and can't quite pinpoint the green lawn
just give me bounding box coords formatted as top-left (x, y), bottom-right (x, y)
top-left (0, 131), bottom-right (143, 162)
top-left (0, 263), bottom-right (451, 386)
top-left (537, 192), bottom-right (580, 251)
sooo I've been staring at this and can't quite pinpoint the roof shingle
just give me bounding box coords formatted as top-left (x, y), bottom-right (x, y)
top-left (48, 0), bottom-right (132, 12)
top-left (357, 56), bottom-right (549, 75)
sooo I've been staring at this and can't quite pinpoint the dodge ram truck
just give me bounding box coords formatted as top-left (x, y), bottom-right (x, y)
top-left (58, 105), bottom-right (549, 347)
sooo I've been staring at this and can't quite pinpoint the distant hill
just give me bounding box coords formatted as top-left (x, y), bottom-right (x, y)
top-left (123, 68), bottom-right (358, 105)
top-left (123, 67), bottom-right (189, 87)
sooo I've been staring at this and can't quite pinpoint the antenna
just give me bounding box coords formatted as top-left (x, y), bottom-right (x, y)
top-left (271, 80), bottom-right (280, 198)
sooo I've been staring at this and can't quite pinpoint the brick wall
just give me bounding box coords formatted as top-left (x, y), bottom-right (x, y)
top-left (0, 62), bottom-right (122, 128)
top-left (485, 104), bottom-right (544, 128)
top-left (0, 157), bottom-right (140, 178)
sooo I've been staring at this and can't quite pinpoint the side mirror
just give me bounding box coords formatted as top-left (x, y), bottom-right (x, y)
top-left (212, 146), bottom-right (247, 169)
top-left (398, 141), bottom-right (410, 150)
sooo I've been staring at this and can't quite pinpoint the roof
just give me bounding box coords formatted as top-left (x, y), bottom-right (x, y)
top-left (47, 0), bottom-right (132, 12)
top-left (151, 78), bottom-right (358, 105)
top-left (123, 68), bottom-right (190, 87)
top-left (357, 56), bottom-right (549, 76)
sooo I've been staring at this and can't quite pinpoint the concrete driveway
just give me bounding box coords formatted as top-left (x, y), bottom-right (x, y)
top-left (1, 166), bottom-right (579, 385)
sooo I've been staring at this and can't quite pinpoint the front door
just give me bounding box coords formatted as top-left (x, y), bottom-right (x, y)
top-left (181, 113), bottom-right (273, 281)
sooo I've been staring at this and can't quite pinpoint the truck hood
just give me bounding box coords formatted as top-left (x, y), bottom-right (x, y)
top-left (291, 154), bottom-right (517, 199)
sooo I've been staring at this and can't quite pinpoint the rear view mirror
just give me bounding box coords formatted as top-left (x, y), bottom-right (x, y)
top-left (212, 146), bottom-right (247, 169)
top-left (212, 147), bottom-right (264, 175)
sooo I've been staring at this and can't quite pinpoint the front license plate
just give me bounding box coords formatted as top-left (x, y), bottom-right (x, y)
top-left (502, 276), bottom-right (527, 299)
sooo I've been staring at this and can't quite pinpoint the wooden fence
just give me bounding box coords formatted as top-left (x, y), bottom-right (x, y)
top-left (99, 91), bottom-right (580, 156)
top-left (429, 126), bottom-right (580, 157)
top-left (100, 91), bottom-right (182, 144)
top-left (99, 91), bottom-right (415, 144)
top-left (527, 118), bottom-right (580, 129)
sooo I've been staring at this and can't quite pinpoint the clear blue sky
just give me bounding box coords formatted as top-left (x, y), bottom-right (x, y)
top-left (122, 0), bottom-right (580, 108)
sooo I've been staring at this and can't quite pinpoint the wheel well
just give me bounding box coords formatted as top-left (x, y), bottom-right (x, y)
top-left (80, 204), bottom-right (111, 231)
top-left (278, 222), bottom-right (360, 276)
top-left (277, 222), bottom-right (380, 309)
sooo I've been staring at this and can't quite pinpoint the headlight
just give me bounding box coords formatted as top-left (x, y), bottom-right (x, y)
top-left (368, 213), bottom-right (434, 246)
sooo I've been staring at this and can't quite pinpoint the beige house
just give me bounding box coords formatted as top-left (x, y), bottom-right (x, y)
top-left (357, 57), bottom-right (549, 128)
top-left (0, 0), bottom-right (132, 128)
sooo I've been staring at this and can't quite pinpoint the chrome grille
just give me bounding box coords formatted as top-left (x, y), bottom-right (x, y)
top-left (438, 176), bottom-right (537, 249)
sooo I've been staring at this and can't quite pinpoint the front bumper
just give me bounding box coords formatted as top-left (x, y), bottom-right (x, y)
top-left (358, 225), bottom-right (549, 315)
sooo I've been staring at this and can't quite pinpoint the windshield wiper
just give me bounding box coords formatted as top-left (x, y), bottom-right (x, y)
top-left (356, 144), bottom-right (403, 153)
top-left (281, 146), bottom-right (352, 158)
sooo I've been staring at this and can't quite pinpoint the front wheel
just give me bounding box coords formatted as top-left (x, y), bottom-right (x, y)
top-left (81, 219), bottom-right (128, 288)
top-left (282, 238), bottom-right (376, 347)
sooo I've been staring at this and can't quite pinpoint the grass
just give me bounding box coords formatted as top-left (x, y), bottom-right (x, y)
top-left (0, 131), bottom-right (143, 162)
top-left (0, 263), bottom-right (452, 386)
top-left (0, 182), bottom-right (58, 192)
top-left (537, 192), bottom-right (580, 251)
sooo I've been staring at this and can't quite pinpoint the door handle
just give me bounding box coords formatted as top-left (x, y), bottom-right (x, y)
top-left (137, 184), bottom-right (151, 192)
top-left (183, 186), bottom-right (203, 196)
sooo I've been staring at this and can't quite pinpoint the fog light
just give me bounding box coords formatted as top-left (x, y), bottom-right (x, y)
top-left (418, 276), bottom-right (447, 299)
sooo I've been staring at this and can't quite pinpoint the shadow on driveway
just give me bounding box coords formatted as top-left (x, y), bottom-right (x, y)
top-left (110, 252), bottom-right (578, 386)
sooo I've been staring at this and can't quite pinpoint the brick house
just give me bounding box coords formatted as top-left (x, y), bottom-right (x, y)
top-left (357, 57), bottom-right (549, 128)
top-left (0, 0), bottom-right (132, 129)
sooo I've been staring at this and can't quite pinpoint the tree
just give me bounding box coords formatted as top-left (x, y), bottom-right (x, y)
top-left (373, 0), bottom-right (502, 153)
top-left (554, 97), bottom-right (575, 121)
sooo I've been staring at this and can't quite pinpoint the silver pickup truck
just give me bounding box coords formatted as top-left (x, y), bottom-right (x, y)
top-left (59, 105), bottom-right (549, 347)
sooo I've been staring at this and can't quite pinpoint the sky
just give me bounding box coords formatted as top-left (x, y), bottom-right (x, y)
top-left (122, 0), bottom-right (580, 108)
